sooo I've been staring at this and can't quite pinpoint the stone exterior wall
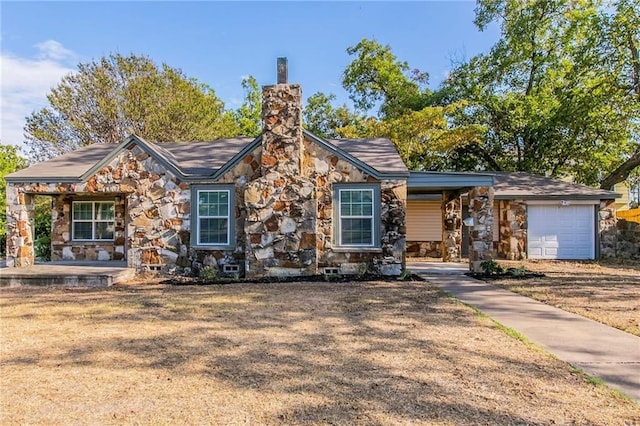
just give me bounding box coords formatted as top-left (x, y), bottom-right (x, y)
top-left (50, 194), bottom-right (126, 261)
top-left (468, 186), bottom-right (494, 272)
top-left (5, 189), bottom-right (35, 267)
top-left (304, 138), bottom-right (406, 276)
top-left (497, 200), bottom-right (527, 260)
top-left (442, 194), bottom-right (462, 262)
top-left (5, 145), bottom-right (193, 270)
top-left (599, 200), bottom-right (617, 259)
top-left (616, 218), bottom-right (640, 259)
top-left (406, 241), bottom-right (441, 258)
top-left (599, 200), bottom-right (640, 260)
top-left (6, 83), bottom-right (408, 277)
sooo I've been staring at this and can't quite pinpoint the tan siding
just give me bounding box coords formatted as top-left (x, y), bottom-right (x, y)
top-left (407, 200), bottom-right (442, 241)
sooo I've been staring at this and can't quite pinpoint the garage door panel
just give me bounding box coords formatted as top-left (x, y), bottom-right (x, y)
top-left (528, 205), bottom-right (595, 260)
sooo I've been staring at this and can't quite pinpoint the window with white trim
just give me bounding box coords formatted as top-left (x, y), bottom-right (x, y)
top-left (336, 185), bottom-right (380, 247)
top-left (72, 201), bottom-right (115, 241)
top-left (196, 189), bottom-right (231, 246)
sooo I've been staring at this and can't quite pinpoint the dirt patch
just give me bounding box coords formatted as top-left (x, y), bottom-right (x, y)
top-left (1, 280), bottom-right (638, 424)
top-left (490, 260), bottom-right (640, 336)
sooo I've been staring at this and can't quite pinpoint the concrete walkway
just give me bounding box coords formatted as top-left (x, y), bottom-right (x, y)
top-left (409, 264), bottom-right (640, 402)
top-left (0, 261), bottom-right (135, 286)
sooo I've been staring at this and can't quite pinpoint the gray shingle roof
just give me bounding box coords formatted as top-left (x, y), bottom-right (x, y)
top-left (491, 172), bottom-right (619, 199)
top-left (6, 143), bottom-right (117, 181)
top-left (6, 133), bottom-right (407, 181)
top-left (158, 138), bottom-right (255, 176)
top-left (329, 138), bottom-right (409, 175)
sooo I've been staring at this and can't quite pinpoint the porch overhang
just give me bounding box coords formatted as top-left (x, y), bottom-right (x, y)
top-left (407, 171), bottom-right (494, 195)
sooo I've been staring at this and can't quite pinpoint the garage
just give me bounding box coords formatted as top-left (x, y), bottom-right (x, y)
top-left (527, 203), bottom-right (596, 260)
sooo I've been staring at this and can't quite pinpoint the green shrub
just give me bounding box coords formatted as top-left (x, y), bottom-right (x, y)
top-left (199, 266), bottom-right (218, 280)
top-left (480, 259), bottom-right (504, 275)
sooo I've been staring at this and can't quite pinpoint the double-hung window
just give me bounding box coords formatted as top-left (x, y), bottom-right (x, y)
top-left (193, 186), bottom-right (234, 247)
top-left (72, 201), bottom-right (115, 241)
top-left (336, 184), bottom-right (380, 247)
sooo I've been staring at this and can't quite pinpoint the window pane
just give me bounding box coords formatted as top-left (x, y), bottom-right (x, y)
top-left (95, 222), bottom-right (115, 240)
top-left (340, 190), bottom-right (373, 217)
top-left (199, 191), bottom-right (228, 217)
top-left (341, 218), bottom-right (373, 245)
top-left (73, 222), bottom-right (92, 240)
top-left (95, 202), bottom-right (115, 220)
top-left (200, 218), bottom-right (228, 244)
top-left (73, 203), bottom-right (92, 220)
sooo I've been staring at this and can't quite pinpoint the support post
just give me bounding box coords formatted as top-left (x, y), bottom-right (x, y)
top-left (468, 186), bottom-right (495, 272)
top-left (5, 184), bottom-right (35, 267)
top-left (442, 191), bottom-right (462, 262)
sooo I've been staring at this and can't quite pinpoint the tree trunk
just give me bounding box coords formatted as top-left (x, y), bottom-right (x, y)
top-left (599, 145), bottom-right (640, 189)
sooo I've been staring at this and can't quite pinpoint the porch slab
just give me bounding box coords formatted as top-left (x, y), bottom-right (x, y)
top-left (0, 261), bottom-right (135, 287)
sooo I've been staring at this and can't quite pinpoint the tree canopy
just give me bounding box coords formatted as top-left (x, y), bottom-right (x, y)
top-left (306, 1), bottom-right (638, 187)
top-left (442, 0), bottom-right (639, 186)
top-left (24, 53), bottom-right (238, 162)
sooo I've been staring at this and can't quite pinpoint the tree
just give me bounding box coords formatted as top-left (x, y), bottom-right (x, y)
top-left (303, 92), bottom-right (362, 138)
top-left (304, 39), bottom-right (483, 169)
top-left (338, 103), bottom-right (484, 171)
top-left (342, 39), bottom-right (432, 118)
top-left (0, 144), bottom-right (28, 255)
top-left (443, 0), bottom-right (639, 186)
top-left (25, 53), bottom-right (238, 162)
top-left (598, 0), bottom-right (640, 188)
top-left (234, 76), bottom-right (262, 137)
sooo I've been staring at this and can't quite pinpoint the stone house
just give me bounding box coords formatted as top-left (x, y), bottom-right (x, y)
top-left (5, 85), bottom-right (409, 277)
top-left (3, 64), bottom-right (498, 276)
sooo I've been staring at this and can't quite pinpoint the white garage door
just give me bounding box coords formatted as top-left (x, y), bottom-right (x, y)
top-left (528, 204), bottom-right (595, 260)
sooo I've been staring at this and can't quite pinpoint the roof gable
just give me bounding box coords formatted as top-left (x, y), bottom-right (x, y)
top-left (305, 130), bottom-right (409, 179)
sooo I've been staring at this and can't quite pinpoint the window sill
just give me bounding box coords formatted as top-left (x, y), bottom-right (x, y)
top-left (191, 245), bottom-right (235, 251)
top-left (331, 247), bottom-right (382, 253)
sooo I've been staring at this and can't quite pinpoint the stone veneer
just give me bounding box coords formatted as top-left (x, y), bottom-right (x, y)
top-left (406, 241), bottom-right (442, 258)
top-left (442, 193), bottom-right (462, 262)
top-left (243, 84), bottom-right (317, 278)
top-left (303, 139), bottom-right (406, 276)
top-left (5, 190), bottom-right (35, 267)
top-left (497, 200), bottom-right (527, 260)
top-left (599, 200), bottom-right (618, 259)
top-left (468, 186), bottom-right (494, 272)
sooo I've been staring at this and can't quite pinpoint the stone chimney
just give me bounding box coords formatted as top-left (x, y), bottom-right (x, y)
top-left (244, 59), bottom-right (317, 278)
top-left (260, 57), bottom-right (303, 177)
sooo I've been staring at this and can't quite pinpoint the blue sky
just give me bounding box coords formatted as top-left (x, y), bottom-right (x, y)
top-left (1, 1), bottom-right (499, 149)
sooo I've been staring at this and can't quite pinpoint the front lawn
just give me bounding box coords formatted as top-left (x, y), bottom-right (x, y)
top-left (490, 260), bottom-right (640, 336)
top-left (1, 280), bottom-right (638, 424)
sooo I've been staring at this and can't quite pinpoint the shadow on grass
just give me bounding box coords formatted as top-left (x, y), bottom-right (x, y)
top-left (0, 281), bottom-right (628, 424)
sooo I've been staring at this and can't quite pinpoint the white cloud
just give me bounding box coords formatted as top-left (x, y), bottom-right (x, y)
top-left (34, 40), bottom-right (77, 62)
top-left (0, 40), bottom-right (76, 149)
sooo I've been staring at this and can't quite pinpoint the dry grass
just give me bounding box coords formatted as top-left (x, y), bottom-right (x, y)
top-left (491, 259), bottom-right (640, 336)
top-left (1, 280), bottom-right (638, 425)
